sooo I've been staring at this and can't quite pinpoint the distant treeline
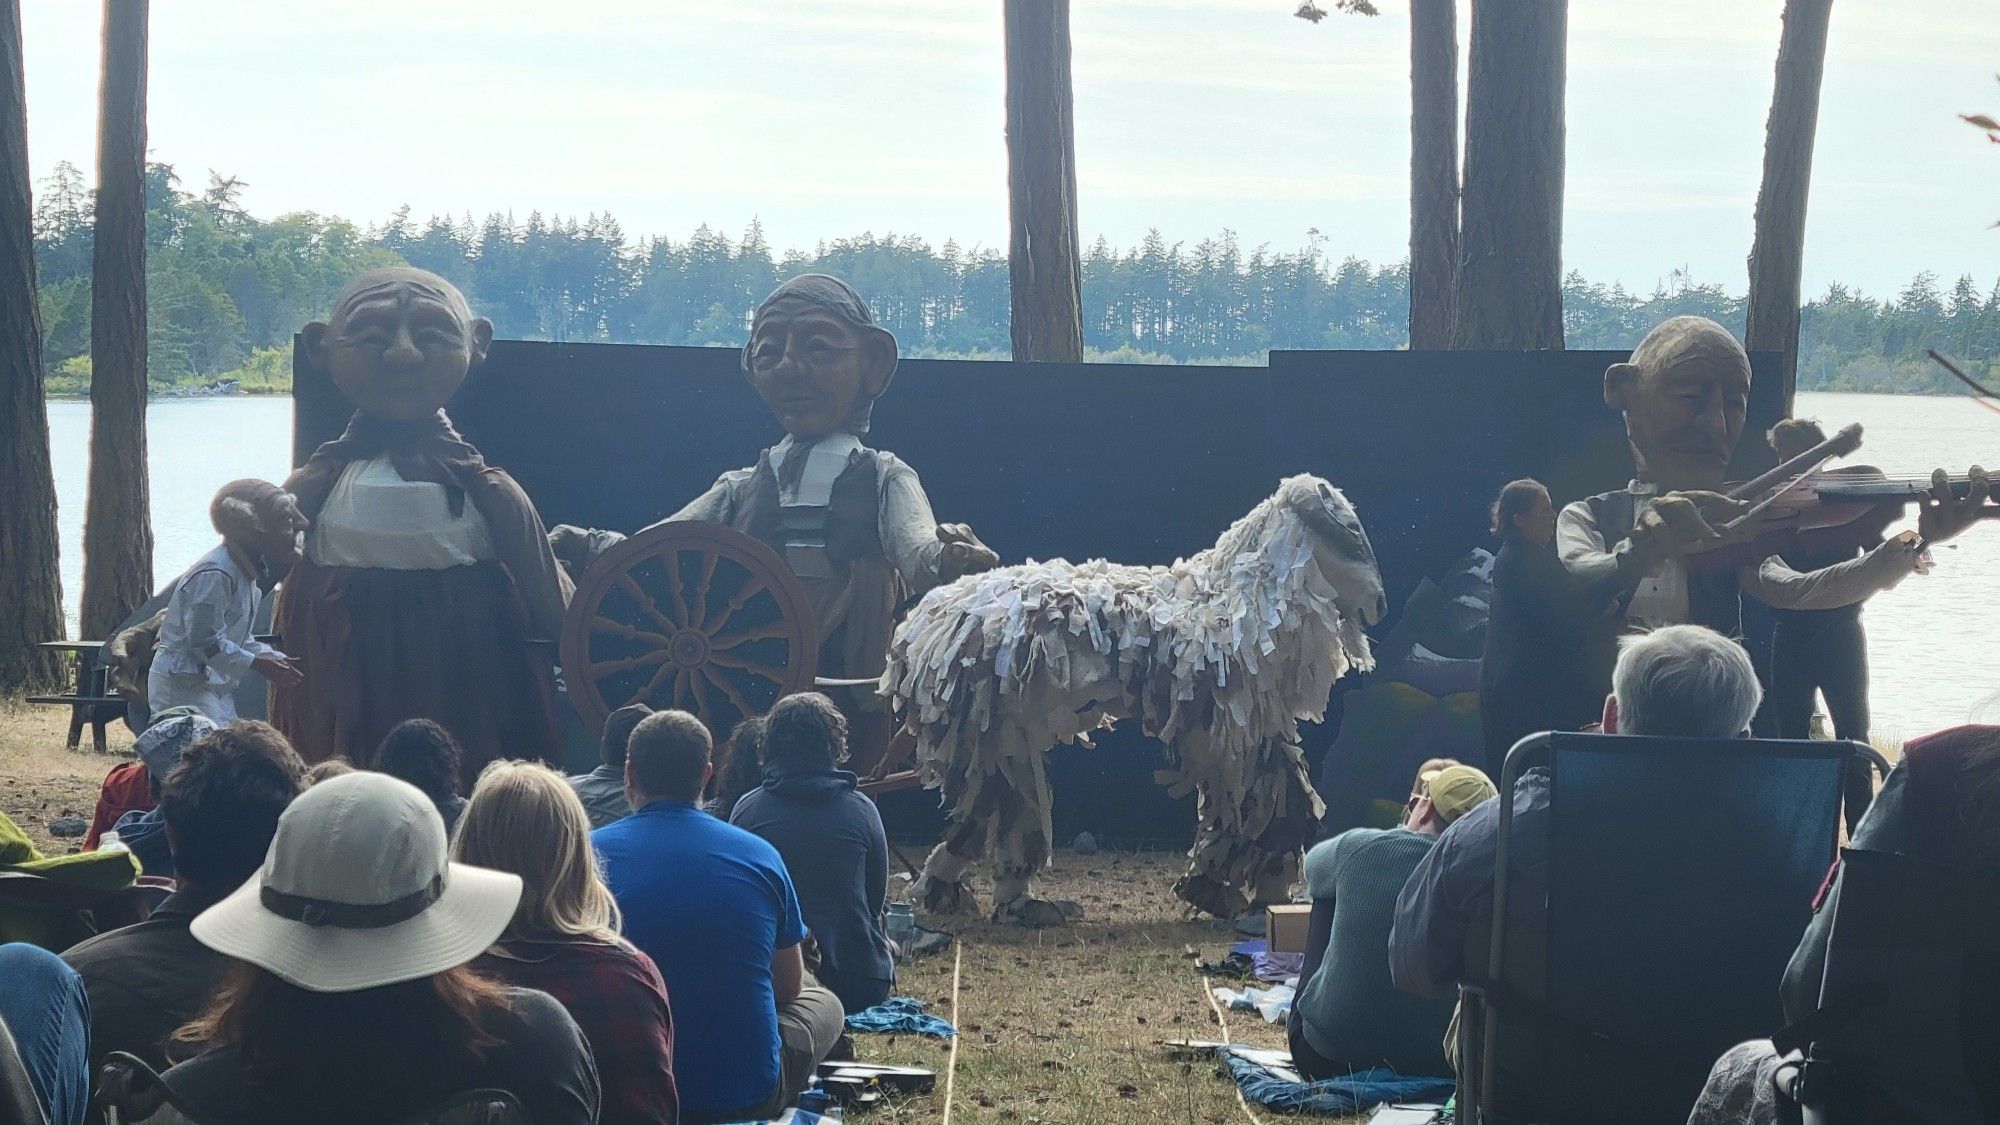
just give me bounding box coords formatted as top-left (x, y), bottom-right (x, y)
top-left (31, 161), bottom-right (2000, 395)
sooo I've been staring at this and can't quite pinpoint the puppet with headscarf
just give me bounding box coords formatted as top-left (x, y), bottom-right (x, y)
top-left (658, 275), bottom-right (998, 760)
top-left (271, 268), bottom-right (572, 783)
top-left (148, 480), bottom-right (309, 723)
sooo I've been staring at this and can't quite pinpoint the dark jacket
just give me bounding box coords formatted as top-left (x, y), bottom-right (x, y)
top-left (162, 986), bottom-right (599, 1125)
top-left (730, 766), bottom-right (894, 1008)
top-left (1481, 537), bottom-right (1630, 765)
top-left (63, 889), bottom-right (229, 1070)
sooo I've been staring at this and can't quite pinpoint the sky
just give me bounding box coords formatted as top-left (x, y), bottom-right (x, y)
top-left (17, 0), bottom-right (2000, 299)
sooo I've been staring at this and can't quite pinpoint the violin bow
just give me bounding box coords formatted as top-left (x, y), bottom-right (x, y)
top-left (1719, 422), bottom-right (1865, 532)
top-left (1929, 349), bottom-right (2000, 417)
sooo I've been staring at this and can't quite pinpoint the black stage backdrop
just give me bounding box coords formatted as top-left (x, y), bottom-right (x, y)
top-left (294, 343), bottom-right (1783, 843)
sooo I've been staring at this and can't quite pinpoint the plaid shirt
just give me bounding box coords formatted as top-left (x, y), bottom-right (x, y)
top-left (475, 937), bottom-right (679, 1125)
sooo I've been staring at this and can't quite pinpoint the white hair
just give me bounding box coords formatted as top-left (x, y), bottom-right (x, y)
top-left (1612, 625), bottom-right (1762, 738)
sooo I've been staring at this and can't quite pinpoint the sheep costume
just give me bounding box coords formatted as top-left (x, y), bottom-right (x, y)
top-left (889, 474), bottom-right (1388, 923)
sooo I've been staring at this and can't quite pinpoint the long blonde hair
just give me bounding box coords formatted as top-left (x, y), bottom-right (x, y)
top-left (452, 760), bottom-right (620, 943)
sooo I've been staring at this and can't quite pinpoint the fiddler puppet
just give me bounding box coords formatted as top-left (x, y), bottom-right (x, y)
top-left (888, 475), bottom-right (1387, 925)
top-left (271, 268), bottom-right (573, 783)
top-left (147, 479), bottom-right (309, 723)
top-left (655, 274), bottom-right (1000, 764)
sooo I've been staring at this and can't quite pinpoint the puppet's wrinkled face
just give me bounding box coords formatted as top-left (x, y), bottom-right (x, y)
top-left (1619, 353), bottom-right (1750, 492)
top-left (744, 304), bottom-right (892, 440)
top-left (314, 275), bottom-right (492, 422)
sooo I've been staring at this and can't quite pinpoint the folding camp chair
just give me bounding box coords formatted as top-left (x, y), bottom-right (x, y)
top-left (1772, 848), bottom-right (2000, 1125)
top-left (0, 1014), bottom-right (48, 1125)
top-left (1459, 732), bottom-right (1883, 1125)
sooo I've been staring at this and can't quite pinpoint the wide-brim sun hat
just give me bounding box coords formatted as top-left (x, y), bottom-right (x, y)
top-left (191, 770), bottom-right (520, 993)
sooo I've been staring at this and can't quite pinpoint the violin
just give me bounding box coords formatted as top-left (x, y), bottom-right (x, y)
top-left (1682, 423), bottom-right (1999, 572)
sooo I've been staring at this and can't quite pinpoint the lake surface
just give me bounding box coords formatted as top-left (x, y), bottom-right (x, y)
top-left (45, 391), bottom-right (1999, 739)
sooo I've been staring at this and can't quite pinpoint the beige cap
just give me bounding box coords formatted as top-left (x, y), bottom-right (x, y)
top-left (1422, 764), bottom-right (1498, 824)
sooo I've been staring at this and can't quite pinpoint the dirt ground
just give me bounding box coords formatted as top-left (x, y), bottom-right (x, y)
top-left (0, 704), bottom-right (1348, 1124)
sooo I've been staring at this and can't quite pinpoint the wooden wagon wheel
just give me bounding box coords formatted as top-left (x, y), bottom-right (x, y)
top-left (561, 521), bottom-right (818, 739)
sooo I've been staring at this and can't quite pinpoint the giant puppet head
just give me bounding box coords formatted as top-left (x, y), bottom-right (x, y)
top-left (1602, 316), bottom-right (1752, 493)
top-left (741, 274), bottom-right (899, 441)
top-left (302, 268), bottom-right (494, 423)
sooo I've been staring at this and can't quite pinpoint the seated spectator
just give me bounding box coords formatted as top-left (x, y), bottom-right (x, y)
top-left (596, 710), bottom-right (843, 1124)
top-left (1291, 761), bottom-right (1496, 1080)
top-left (0, 810), bottom-right (138, 950)
top-left (105, 712), bottom-right (219, 876)
top-left (707, 714), bottom-right (768, 818)
top-left (1391, 625), bottom-right (1762, 1104)
top-left (457, 760), bottom-right (679, 1124)
top-left (568, 703), bottom-right (650, 829)
top-left (64, 721), bottom-right (305, 1071)
top-left (84, 705), bottom-right (201, 850)
top-left (0, 943), bottom-right (90, 1125)
top-left (303, 757), bottom-right (355, 785)
top-left (730, 693), bottom-right (895, 1014)
top-left (374, 718), bottom-right (469, 832)
top-left (1689, 723), bottom-right (2000, 1125)
top-left (163, 771), bottom-right (600, 1124)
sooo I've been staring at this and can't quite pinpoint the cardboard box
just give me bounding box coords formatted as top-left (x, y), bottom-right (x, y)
top-left (1265, 903), bottom-right (1311, 954)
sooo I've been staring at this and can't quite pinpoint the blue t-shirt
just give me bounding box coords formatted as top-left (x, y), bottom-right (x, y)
top-left (594, 800), bottom-right (807, 1117)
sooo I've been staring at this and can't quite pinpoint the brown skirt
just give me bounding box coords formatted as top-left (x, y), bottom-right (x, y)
top-left (270, 559), bottom-right (562, 788)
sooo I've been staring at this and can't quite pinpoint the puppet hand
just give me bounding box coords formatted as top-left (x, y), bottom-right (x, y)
top-left (1918, 466), bottom-right (1990, 546)
top-left (253, 652), bottom-right (305, 689)
top-left (1633, 493), bottom-right (1741, 559)
top-left (937, 523), bottom-right (1000, 579)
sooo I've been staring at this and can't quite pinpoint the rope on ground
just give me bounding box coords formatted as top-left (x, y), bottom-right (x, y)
top-left (941, 941), bottom-right (964, 1125)
top-left (1202, 974), bottom-right (1265, 1125)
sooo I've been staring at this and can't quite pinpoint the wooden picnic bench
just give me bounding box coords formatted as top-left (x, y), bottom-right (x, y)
top-left (26, 640), bottom-right (124, 752)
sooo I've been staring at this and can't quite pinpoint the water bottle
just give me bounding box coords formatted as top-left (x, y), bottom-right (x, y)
top-left (98, 831), bottom-right (127, 853)
top-left (885, 902), bottom-right (918, 954)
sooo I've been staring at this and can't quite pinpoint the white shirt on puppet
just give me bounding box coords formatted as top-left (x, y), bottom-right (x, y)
top-left (308, 454), bottom-right (498, 570)
top-left (149, 544), bottom-right (278, 722)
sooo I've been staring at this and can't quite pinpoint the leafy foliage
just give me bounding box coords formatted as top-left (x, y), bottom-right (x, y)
top-left (30, 161), bottom-right (2000, 395)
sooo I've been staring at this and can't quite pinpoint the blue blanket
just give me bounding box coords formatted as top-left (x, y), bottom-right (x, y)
top-left (844, 996), bottom-right (957, 1039)
top-left (1223, 1052), bottom-right (1454, 1115)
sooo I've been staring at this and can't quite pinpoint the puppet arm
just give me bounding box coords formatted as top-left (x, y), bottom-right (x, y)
top-left (878, 457), bottom-right (949, 595)
top-left (1557, 500), bottom-right (1654, 586)
top-left (1742, 534), bottom-right (1920, 611)
top-left (665, 470), bottom-right (749, 525)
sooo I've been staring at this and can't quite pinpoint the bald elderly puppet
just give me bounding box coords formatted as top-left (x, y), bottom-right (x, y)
top-left (656, 275), bottom-right (998, 763)
top-left (271, 268), bottom-right (572, 782)
top-left (1561, 316), bottom-right (1988, 665)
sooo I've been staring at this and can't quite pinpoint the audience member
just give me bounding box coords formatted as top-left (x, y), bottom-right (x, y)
top-left (64, 721), bottom-right (305, 1071)
top-left (103, 712), bottom-right (220, 877)
top-left (730, 693), bottom-right (895, 1013)
top-left (596, 710), bottom-right (843, 1124)
top-left (375, 718), bottom-right (469, 831)
top-left (457, 760), bottom-right (679, 1125)
top-left (0, 943), bottom-right (90, 1125)
top-left (1391, 625), bottom-right (1762, 1104)
top-left (83, 705), bottom-right (201, 850)
top-left (708, 714), bottom-right (768, 818)
top-left (1690, 723), bottom-right (2000, 1124)
top-left (303, 758), bottom-right (356, 785)
top-left (1291, 761), bottom-right (1496, 1080)
top-left (163, 772), bottom-right (600, 1124)
top-left (568, 703), bottom-right (650, 828)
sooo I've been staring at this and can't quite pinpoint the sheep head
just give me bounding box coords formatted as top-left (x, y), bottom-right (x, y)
top-left (1278, 474), bottom-right (1387, 628)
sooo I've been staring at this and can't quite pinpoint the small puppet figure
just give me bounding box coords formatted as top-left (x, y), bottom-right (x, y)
top-left (272, 268), bottom-right (573, 784)
top-left (658, 274), bottom-right (998, 763)
top-left (147, 480), bottom-right (309, 723)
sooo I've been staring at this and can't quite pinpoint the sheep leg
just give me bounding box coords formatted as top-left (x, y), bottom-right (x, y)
top-left (1173, 737), bottom-right (1321, 920)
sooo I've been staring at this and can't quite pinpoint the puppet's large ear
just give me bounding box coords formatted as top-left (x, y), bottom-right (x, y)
top-left (302, 321), bottom-right (332, 370)
top-left (1604, 362), bottom-right (1640, 410)
top-left (468, 317), bottom-right (494, 366)
top-left (861, 324), bottom-right (900, 400)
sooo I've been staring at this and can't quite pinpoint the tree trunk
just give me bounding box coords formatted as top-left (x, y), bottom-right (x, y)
top-left (83, 0), bottom-right (152, 641)
top-left (1406, 0), bottom-right (1458, 349)
top-left (1004, 0), bottom-right (1084, 363)
top-left (0, 0), bottom-right (66, 692)
top-left (1450, 0), bottom-right (1567, 350)
top-left (1746, 0), bottom-right (1833, 416)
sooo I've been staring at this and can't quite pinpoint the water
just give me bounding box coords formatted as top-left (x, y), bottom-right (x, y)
top-left (44, 391), bottom-right (2000, 738)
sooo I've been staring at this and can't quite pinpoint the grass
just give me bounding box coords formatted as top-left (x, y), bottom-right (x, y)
top-left (0, 703), bottom-right (1344, 1123)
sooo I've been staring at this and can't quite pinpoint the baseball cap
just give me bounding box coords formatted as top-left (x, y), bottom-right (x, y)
top-left (1422, 764), bottom-right (1498, 824)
